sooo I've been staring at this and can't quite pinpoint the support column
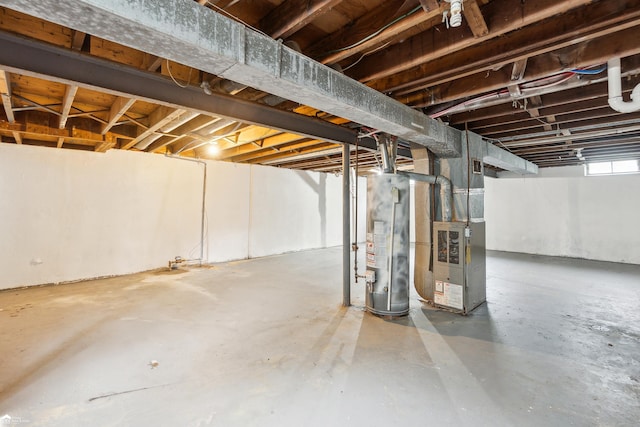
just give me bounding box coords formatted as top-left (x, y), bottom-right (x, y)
top-left (342, 143), bottom-right (351, 307)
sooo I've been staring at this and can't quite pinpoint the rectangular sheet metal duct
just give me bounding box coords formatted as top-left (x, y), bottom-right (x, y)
top-left (2, 0), bottom-right (461, 157)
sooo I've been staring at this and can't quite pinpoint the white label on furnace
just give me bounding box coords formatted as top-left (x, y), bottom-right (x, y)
top-left (366, 253), bottom-right (376, 268)
top-left (434, 281), bottom-right (463, 310)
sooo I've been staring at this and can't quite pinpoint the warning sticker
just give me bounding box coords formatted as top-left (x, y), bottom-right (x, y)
top-left (434, 280), bottom-right (463, 310)
top-left (366, 252), bottom-right (376, 268)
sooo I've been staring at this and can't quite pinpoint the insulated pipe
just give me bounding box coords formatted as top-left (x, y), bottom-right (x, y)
top-left (608, 58), bottom-right (640, 113)
top-left (342, 143), bottom-right (351, 307)
top-left (398, 171), bottom-right (453, 222)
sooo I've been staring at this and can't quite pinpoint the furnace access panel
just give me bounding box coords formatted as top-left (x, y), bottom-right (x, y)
top-left (432, 221), bottom-right (486, 314)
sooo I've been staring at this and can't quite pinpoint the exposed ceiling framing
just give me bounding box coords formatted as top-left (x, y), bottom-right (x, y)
top-left (0, 0), bottom-right (639, 172)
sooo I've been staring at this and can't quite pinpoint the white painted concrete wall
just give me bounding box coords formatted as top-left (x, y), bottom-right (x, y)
top-left (485, 166), bottom-right (640, 264)
top-left (0, 144), bottom-right (365, 289)
top-left (0, 144), bottom-right (202, 289)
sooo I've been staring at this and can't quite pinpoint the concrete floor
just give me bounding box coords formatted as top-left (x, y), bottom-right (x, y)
top-left (1, 248), bottom-right (639, 427)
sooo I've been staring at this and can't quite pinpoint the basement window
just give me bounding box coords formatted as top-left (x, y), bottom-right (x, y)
top-left (586, 160), bottom-right (640, 176)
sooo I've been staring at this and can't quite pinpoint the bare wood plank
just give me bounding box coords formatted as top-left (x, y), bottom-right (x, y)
top-left (0, 70), bottom-right (15, 123)
top-left (245, 142), bottom-right (337, 164)
top-left (95, 135), bottom-right (116, 152)
top-left (260, 0), bottom-right (343, 40)
top-left (419, 0), bottom-right (439, 12)
top-left (71, 30), bottom-right (86, 51)
top-left (405, 25), bottom-right (640, 108)
top-left (101, 97), bottom-right (136, 134)
top-left (378, 1), bottom-right (640, 95)
top-left (57, 136), bottom-right (65, 148)
top-left (464, 0), bottom-right (489, 38)
top-left (122, 106), bottom-right (186, 150)
top-left (0, 119), bottom-right (107, 143)
top-left (135, 111), bottom-right (199, 150)
top-left (12, 131), bottom-right (22, 144)
top-left (511, 58), bottom-right (528, 82)
top-left (228, 138), bottom-right (317, 162)
top-left (59, 84), bottom-right (78, 129)
top-left (309, 1), bottom-right (444, 64)
top-left (217, 133), bottom-right (310, 160)
top-left (172, 122), bottom-right (249, 154)
top-left (145, 55), bottom-right (164, 72)
top-left (145, 115), bottom-right (220, 152)
top-left (351, 0), bottom-right (595, 83)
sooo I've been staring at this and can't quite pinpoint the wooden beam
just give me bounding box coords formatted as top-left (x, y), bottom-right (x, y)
top-left (526, 95), bottom-right (542, 118)
top-left (135, 111), bottom-right (199, 150)
top-left (464, 0), bottom-right (489, 38)
top-left (59, 84), bottom-right (78, 129)
top-left (145, 115), bottom-right (220, 152)
top-left (450, 81), bottom-right (636, 125)
top-left (95, 134), bottom-right (116, 152)
top-left (143, 54), bottom-right (164, 72)
top-left (406, 27), bottom-right (640, 108)
top-left (371, 0), bottom-right (640, 94)
top-left (351, 0), bottom-right (595, 83)
top-left (57, 136), bottom-right (65, 148)
top-left (260, 0), bottom-right (343, 40)
top-left (419, 0), bottom-right (439, 12)
top-left (307, 0), bottom-right (444, 64)
top-left (71, 30), bottom-right (86, 51)
top-left (170, 121), bottom-right (248, 154)
top-left (511, 58), bottom-right (528, 82)
top-left (229, 138), bottom-right (318, 162)
top-left (244, 142), bottom-right (337, 164)
top-left (0, 70), bottom-right (15, 123)
top-left (101, 96), bottom-right (136, 134)
top-left (0, 119), bottom-right (110, 144)
top-left (12, 131), bottom-right (22, 144)
top-left (217, 133), bottom-right (311, 160)
top-left (122, 106), bottom-right (186, 150)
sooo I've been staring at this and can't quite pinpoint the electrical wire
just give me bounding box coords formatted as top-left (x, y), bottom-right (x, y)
top-left (326, 5), bottom-right (422, 54)
top-left (571, 65), bottom-right (607, 75)
top-left (342, 42), bottom-right (391, 72)
top-left (166, 59), bottom-right (193, 88)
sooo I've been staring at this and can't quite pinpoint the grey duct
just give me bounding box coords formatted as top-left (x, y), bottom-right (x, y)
top-left (608, 57), bottom-right (640, 113)
top-left (398, 171), bottom-right (452, 222)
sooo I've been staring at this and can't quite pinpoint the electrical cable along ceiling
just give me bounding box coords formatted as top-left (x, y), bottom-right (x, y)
top-left (0, 0), bottom-right (639, 171)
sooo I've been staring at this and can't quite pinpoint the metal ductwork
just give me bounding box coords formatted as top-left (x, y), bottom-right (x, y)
top-left (608, 57), bottom-right (640, 114)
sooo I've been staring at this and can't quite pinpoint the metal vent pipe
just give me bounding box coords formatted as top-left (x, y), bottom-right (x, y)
top-left (398, 171), bottom-right (452, 222)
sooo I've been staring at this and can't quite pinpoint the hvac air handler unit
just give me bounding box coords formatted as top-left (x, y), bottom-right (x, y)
top-left (433, 221), bottom-right (486, 314)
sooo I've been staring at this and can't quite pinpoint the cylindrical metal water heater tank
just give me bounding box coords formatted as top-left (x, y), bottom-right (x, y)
top-left (365, 173), bottom-right (410, 316)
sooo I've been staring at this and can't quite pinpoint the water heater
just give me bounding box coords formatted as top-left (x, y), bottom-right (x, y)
top-left (365, 173), bottom-right (410, 316)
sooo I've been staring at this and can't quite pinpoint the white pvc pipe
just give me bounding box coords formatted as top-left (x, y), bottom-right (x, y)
top-left (608, 58), bottom-right (640, 113)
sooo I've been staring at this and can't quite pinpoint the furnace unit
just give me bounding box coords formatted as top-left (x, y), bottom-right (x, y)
top-left (433, 221), bottom-right (486, 314)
